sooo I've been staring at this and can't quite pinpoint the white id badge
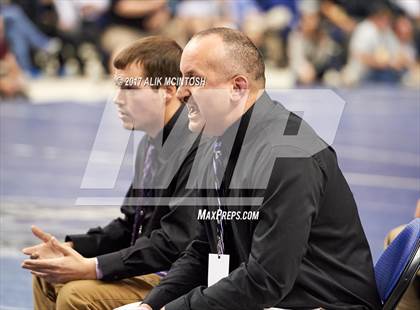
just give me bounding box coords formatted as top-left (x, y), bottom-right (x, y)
top-left (208, 254), bottom-right (230, 286)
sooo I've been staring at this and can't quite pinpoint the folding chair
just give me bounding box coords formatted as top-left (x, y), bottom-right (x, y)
top-left (375, 218), bottom-right (420, 310)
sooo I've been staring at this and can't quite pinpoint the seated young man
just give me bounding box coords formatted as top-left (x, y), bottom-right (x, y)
top-left (21, 36), bottom-right (202, 310)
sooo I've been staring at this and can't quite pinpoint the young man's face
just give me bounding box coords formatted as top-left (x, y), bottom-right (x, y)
top-left (113, 64), bottom-right (165, 134)
top-left (177, 35), bottom-right (237, 136)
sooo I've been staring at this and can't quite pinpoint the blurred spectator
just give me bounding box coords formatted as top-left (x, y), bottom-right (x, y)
top-left (53, 0), bottom-right (109, 33)
top-left (101, 0), bottom-right (171, 70)
top-left (0, 0), bottom-right (417, 88)
top-left (242, 0), bottom-right (299, 66)
top-left (319, 0), bottom-right (389, 73)
top-left (393, 15), bottom-right (416, 64)
top-left (391, 0), bottom-right (420, 20)
top-left (393, 14), bottom-right (419, 87)
top-left (342, 3), bottom-right (409, 85)
top-left (48, 0), bottom-right (109, 78)
top-left (390, 1), bottom-right (420, 88)
top-left (288, 8), bottom-right (339, 85)
top-left (1, 1), bottom-right (61, 75)
top-left (225, 0), bottom-right (259, 29)
top-left (253, 0), bottom-right (299, 33)
top-left (384, 199), bottom-right (420, 310)
top-left (320, 0), bottom-right (375, 34)
top-left (0, 15), bottom-right (26, 98)
top-left (174, 0), bottom-right (235, 46)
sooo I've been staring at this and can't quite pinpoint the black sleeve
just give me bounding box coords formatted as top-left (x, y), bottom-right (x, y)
top-left (65, 184), bottom-right (136, 258)
top-left (65, 138), bottom-right (148, 257)
top-left (143, 223), bottom-right (209, 310)
top-left (164, 154), bottom-right (325, 310)
top-left (96, 143), bottom-right (201, 280)
top-left (97, 201), bottom-right (200, 280)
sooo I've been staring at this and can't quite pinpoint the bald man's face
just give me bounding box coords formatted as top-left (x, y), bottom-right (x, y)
top-left (177, 35), bottom-right (239, 136)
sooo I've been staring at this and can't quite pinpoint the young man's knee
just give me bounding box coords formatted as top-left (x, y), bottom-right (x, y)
top-left (32, 276), bottom-right (57, 310)
top-left (56, 280), bottom-right (96, 310)
top-left (32, 276), bottom-right (57, 301)
top-left (32, 275), bottom-right (44, 293)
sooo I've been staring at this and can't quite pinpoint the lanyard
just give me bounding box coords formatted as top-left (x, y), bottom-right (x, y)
top-left (213, 139), bottom-right (225, 255)
top-left (131, 141), bottom-right (156, 245)
top-left (215, 187), bottom-right (225, 256)
top-left (131, 204), bottom-right (145, 246)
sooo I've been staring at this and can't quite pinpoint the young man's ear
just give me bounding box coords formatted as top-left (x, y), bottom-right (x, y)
top-left (231, 75), bottom-right (249, 103)
top-left (162, 85), bottom-right (177, 104)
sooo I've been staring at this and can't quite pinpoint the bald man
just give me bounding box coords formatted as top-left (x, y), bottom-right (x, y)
top-left (139, 28), bottom-right (380, 310)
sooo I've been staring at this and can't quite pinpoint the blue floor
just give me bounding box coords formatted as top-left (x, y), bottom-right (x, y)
top-left (0, 86), bottom-right (419, 308)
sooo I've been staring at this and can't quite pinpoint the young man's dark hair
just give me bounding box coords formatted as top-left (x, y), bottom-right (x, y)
top-left (113, 36), bottom-right (183, 83)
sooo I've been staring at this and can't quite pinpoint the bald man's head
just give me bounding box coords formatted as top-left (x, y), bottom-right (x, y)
top-left (178, 28), bottom-right (266, 136)
top-left (191, 27), bottom-right (266, 88)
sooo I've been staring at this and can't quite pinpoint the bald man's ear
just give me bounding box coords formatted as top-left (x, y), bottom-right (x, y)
top-left (231, 75), bottom-right (249, 103)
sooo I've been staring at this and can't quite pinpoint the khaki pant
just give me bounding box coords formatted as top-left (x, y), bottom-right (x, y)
top-left (33, 274), bottom-right (161, 310)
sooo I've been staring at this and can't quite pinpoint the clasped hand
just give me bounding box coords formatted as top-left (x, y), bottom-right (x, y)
top-left (21, 225), bottom-right (96, 284)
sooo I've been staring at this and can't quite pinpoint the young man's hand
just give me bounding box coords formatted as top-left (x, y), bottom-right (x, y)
top-left (21, 225), bottom-right (73, 259)
top-left (21, 237), bottom-right (96, 284)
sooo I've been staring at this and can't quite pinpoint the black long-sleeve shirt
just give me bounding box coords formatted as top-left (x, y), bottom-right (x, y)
top-left (144, 92), bottom-right (381, 310)
top-left (66, 106), bottom-right (203, 281)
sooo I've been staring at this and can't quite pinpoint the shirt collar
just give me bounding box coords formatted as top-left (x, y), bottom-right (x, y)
top-left (148, 105), bottom-right (184, 147)
top-left (218, 91), bottom-right (274, 150)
